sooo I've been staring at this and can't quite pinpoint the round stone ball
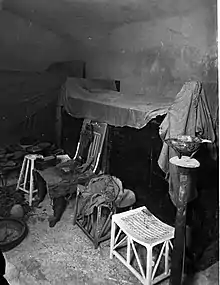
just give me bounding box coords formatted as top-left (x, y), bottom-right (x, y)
top-left (10, 204), bottom-right (24, 218)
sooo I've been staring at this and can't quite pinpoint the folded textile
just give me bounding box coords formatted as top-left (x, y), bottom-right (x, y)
top-left (77, 175), bottom-right (124, 217)
top-left (158, 81), bottom-right (217, 206)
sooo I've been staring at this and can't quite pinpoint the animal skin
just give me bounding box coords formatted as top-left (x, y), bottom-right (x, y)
top-left (48, 196), bottom-right (67, 227)
top-left (33, 170), bottom-right (47, 207)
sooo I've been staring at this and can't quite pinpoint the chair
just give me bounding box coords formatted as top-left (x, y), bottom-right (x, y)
top-left (73, 175), bottom-right (136, 249)
top-left (110, 206), bottom-right (174, 285)
top-left (35, 119), bottom-right (107, 199)
top-left (73, 119), bottom-right (107, 174)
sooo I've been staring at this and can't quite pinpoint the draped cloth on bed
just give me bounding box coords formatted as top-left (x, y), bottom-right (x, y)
top-left (158, 81), bottom-right (217, 206)
top-left (60, 78), bottom-right (177, 129)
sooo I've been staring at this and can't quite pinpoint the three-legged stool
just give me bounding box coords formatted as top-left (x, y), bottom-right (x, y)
top-left (16, 154), bottom-right (43, 206)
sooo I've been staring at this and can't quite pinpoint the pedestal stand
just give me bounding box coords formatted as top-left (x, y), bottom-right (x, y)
top-left (169, 156), bottom-right (200, 285)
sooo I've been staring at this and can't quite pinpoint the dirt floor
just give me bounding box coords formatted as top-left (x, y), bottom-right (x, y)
top-left (3, 194), bottom-right (219, 285)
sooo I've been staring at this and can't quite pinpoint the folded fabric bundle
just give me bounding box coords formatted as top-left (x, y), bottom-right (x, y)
top-left (77, 174), bottom-right (135, 218)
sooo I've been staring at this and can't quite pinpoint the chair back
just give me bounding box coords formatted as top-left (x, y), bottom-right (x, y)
top-left (87, 121), bottom-right (107, 172)
top-left (74, 119), bottom-right (107, 173)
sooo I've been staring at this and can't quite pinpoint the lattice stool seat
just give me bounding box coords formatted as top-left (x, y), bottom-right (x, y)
top-left (16, 154), bottom-right (43, 206)
top-left (110, 206), bottom-right (174, 285)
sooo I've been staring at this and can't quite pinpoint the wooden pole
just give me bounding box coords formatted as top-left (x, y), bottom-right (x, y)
top-left (170, 170), bottom-right (188, 284)
top-left (169, 157), bottom-right (200, 285)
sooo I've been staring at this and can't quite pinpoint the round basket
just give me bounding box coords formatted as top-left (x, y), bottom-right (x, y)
top-left (0, 218), bottom-right (28, 252)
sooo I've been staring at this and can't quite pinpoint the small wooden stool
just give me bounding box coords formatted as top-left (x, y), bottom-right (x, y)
top-left (110, 206), bottom-right (175, 285)
top-left (16, 154), bottom-right (43, 206)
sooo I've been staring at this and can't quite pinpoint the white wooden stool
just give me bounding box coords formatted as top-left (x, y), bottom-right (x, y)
top-left (110, 206), bottom-right (174, 285)
top-left (16, 154), bottom-right (43, 206)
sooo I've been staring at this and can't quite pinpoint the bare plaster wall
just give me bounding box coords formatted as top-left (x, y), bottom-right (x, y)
top-left (85, 2), bottom-right (217, 94)
top-left (0, 0), bottom-right (217, 96)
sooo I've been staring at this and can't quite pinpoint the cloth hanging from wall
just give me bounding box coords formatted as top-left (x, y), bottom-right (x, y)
top-left (158, 81), bottom-right (217, 206)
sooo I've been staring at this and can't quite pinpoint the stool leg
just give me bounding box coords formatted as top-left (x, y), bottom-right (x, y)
top-left (145, 247), bottom-right (153, 285)
top-left (16, 158), bottom-right (26, 190)
top-left (164, 241), bottom-right (170, 275)
top-left (23, 159), bottom-right (30, 192)
top-left (126, 237), bottom-right (131, 265)
top-left (110, 219), bottom-right (116, 259)
top-left (29, 160), bottom-right (35, 206)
